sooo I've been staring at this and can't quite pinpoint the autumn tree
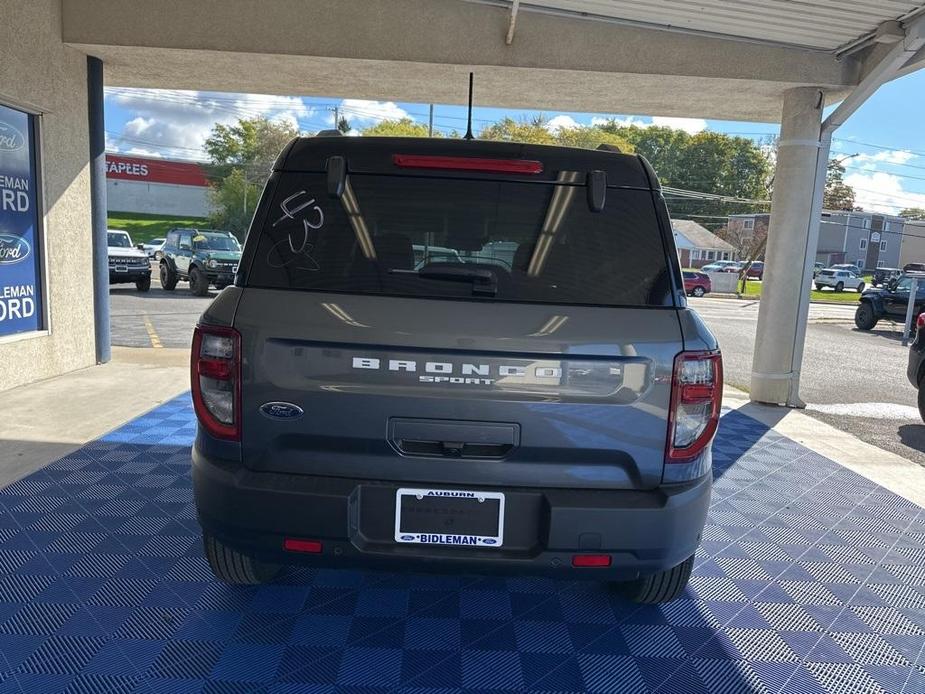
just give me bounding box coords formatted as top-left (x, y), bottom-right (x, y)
top-left (823, 159), bottom-right (856, 211)
top-left (204, 117), bottom-right (300, 237)
top-left (361, 118), bottom-right (435, 137)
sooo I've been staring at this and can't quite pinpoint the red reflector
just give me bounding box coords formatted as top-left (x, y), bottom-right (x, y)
top-left (392, 154), bottom-right (543, 175)
top-left (198, 357), bottom-right (232, 380)
top-left (283, 538), bottom-right (323, 554)
top-left (680, 383), bottom-right (714, 403)
top-left (917, 313), bottom-right (925, 328)
top-left (571, 554), bottom-right (612, 568)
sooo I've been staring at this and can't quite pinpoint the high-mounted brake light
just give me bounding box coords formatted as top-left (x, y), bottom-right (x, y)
top-left (665, 352), bottom-right (722, 477)
top-left (392, 154), bottom-right (544, 175)
top-left (191, 325), bottom-right (241, 441)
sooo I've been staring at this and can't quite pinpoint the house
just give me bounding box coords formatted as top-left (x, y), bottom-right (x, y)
top-left (672, 219), bottom-right (736, 268)
top-left (730, 210), bottom-right (904, 270)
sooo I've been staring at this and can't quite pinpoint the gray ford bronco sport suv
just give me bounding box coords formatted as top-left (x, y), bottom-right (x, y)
top-left (191, 134), bottom-right (722, 604)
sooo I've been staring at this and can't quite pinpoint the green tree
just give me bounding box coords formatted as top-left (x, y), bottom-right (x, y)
top-left (823, 160), bottom-right (856, 211)
top-left (900, 207), bottom-right (925, 220)
top-left (479, 117), bottom-right (634, 152)
top-left (361, 118), bottom-right (435, 137)
top-left (592, 122), bottom-right (773, 223)
top-left (204, 116), bottom-right (300, 237)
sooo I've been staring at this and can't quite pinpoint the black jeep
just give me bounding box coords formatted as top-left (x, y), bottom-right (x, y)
top-left (855, 274), bottom-right (925, 330)
top-left (159, 229), bottom-right (242, 296)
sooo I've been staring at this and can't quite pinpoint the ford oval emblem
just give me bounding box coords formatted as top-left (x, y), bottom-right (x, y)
top-left (482, 539), bottom-right (497, 545)
top-left (0, 235), bottom-right (31, 265)
top-left (400, 535), bottom-right (415, 542)
top-left (0, 121), bottom-right (26, 153)
top-left (259, 402), bottom-right (304, 420)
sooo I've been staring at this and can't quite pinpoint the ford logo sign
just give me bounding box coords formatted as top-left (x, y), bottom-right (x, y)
top-left (400, 535), bottom-right (415, 541)
top-left (482, 539), bottom-right (497, 545)
top-left (0, 235), bottom-right (30, 265)
top-left (0, 121), bottom-right (25, 152)
top-left (259, 402), bottom-right (304, 420)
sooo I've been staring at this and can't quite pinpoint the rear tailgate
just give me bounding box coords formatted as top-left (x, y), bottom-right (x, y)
top-left (235, 290), bottom-right (680, 490)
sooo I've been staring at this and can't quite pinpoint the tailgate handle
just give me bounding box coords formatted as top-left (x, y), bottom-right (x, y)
top-left (389, 419), bottom-right (519, 459)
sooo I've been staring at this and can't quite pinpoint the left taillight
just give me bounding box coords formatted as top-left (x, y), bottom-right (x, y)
top-left (191, 324), bottom-right (241, 441)
top-left (665, 351), bottom-right (722, 481)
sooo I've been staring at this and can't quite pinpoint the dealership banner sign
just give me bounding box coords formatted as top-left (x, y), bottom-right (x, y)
top-left (0, 103), bottom-right (42, 337)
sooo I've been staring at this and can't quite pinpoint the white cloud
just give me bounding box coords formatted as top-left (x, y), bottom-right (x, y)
top-left (589, 115), bottom-right (707, 134)
top-left (651, 116), bottom-right (708, 134)
top-left (844, 171), bottom-right (925, 214)
top-left (853, 149), bottom-right (916, 169)
top-left (338, 99), bottom-right (409, 126)
top-left (545, 115), bottom-right (580, 133)
top-left (104, 88), bottom-right (313, 160)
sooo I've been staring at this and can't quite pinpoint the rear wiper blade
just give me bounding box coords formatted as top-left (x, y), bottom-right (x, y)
top-left (390, 266), bottom-right (498, 296)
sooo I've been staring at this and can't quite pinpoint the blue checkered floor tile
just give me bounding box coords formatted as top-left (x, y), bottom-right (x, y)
top-left (1, 395), bottom-right (924, 693)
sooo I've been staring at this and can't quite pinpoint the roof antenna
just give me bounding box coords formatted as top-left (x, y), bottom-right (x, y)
top-left (464, 72), bottom-right (475, 140)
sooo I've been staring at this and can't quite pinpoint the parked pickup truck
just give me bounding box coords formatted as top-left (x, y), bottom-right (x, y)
top-left (855, 275), bottom-right (925, 330)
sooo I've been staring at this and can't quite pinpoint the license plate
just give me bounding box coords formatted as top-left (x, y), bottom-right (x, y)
top-left (394, 488), bottom-right (504, 548)
top-left (115, 266), bottom-right (128, 273)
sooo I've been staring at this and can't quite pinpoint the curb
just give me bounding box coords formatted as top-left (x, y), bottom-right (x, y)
top-left (701, 293), bottom-right (859, 307)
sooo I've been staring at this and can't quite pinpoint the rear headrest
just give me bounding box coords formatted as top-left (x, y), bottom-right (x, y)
top-left (374, 233), bottom-right (414, 270)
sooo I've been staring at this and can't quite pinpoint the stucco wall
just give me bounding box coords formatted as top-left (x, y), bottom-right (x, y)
top-left (107, 180), bottom-right (211, 218)
top-left (0, 0), bottom-right (95, 391)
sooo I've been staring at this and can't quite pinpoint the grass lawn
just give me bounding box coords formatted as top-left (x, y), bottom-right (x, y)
top-left (740, 279), bottom-right (864, 304)
top-left (107, 211), bottom-right (211, 245)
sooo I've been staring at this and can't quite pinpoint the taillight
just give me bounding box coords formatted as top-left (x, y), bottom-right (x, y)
top-left (665, 351), bottom-right (722, 482)
top-left (191, 324), bottom-right (241, 441)
top-left (392, 154), bottom-right (544, 174)
top-left (917, 313), bottom-right (925, 330)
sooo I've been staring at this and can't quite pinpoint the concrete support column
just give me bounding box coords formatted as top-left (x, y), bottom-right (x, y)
top-left (87, 56), bottom-right (111, 364)
top-left (751, 87), bottom-right (830, 406)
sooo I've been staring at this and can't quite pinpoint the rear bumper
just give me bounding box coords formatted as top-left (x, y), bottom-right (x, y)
top-left (192, 442), bottom-right (711, 580)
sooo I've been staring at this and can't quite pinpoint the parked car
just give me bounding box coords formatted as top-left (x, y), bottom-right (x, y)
top-left (745, 261), bottom-right (764, 280)
top-left (907, 312), bottom-right (925, 420)
top-left (700, 260), bottom-right (738, 273)
top-left (829, 264), bottom-right (861, 276)
top-left (107, 229), bottom-right (151, 292)
top-left (904, 263), bottom-right (925, 274)
top-left (190, 134), bottom-right (721, 604)
top-left (159, 228), bottom-right (241, 296)
top-left (873, 267), bottom-right (902, 287)
top-left (856, 275), bottom-right (925, 330)
top-left (683, 270), bottom-right (711, 297)
top-left (815, 269), bottom-right (865, 293)
top-left (142, 237), bottom-right (166, 259)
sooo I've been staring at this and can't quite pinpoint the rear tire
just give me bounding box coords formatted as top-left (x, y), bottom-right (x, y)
top-left (617, 554), bottom-right (694, 604)
top-left (856, 282), bottom-right (865, 293)
top-left (190, 266), bottom-right (210, 296)
top-left (835, 282), bottom-right (844, 292)
top-left (918, 385), bottom-right (925, 424)
top-left (854, 302), bottom-right (878, 331)
top-left (160, 262), bottom-right (178, 291)
top-left (815, 283), bottom-right (823, 291)
top-left (135, 276), bottom-right (151, 292)
top-left (203, 533), bottom-right (280, 585)
top-left (692, 286), bottom-right (705, 297)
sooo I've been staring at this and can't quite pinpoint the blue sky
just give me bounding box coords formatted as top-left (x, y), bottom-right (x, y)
top-left (103, 68), bottom-right (925, 215)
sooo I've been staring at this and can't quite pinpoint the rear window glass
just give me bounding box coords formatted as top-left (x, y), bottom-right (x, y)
top-left (245, 173), bottom-right (672, 307)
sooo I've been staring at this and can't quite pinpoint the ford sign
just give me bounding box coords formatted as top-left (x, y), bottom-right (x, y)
top-left (0, 235), bottom-right (30, 265)
top-left (0, 121), bottom-right (25, 152)
top-left (259, 401), bottom-right (304, 420)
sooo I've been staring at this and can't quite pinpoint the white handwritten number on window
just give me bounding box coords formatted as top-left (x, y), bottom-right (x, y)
top-left (268, 190), bottom-right (325, 270)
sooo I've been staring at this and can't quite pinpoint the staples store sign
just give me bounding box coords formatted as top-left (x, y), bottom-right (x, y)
top-left (105, 154), bottom-right (209, 187)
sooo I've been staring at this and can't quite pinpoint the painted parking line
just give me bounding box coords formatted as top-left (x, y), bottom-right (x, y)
top-left (142, 312), bottom-right (163, 348)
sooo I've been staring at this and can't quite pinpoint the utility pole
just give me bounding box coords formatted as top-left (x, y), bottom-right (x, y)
top-left (428, 104), bottom-right (434, 137)
top-left (334, 105), bottom-right (339, 130)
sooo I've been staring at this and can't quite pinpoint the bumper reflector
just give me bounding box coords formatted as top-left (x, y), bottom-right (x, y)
top-left (571, 554), bottom-right (612, 568)
top-left (283, 538), bottom-right (323, 554)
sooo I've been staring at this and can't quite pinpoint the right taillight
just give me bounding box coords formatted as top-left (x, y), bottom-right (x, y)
top-left (191, 324), bottom-right (241, 441)
top-left (665, 351), bottom-right (722, 481)
top-left (917, 313), bottom-right (925, 330)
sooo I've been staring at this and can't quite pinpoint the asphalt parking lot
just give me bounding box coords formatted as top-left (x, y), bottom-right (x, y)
top-left (109, 270), bottom-right (925, 467)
